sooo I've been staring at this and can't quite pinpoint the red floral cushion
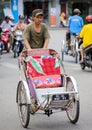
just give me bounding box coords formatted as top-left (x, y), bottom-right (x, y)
top-left (33, 75), bottom-right (62, 88)
top-left (27, 56), bottom-right (60, 77)
top-left (26, 56), bottom-right (62, 88)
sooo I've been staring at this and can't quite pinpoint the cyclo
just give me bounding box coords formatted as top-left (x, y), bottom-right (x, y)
top-left (16, 48), bottom-right (80, 128)
top-left (61, 32), bottom-right (79, 63)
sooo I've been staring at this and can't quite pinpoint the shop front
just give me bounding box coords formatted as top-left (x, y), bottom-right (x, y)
top-left (0, 0), bottom-right (11, 24)
top-left (67, 0), bottom-right (92, 23)
top-left (23, 0), bottom-right (49, 24)
top-left (23, 0), bottom-right (60, 26)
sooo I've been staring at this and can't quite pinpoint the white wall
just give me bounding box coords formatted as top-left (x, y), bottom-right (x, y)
top-left (18, 0), bottom-right (23, 16)
top-left (50, 0), bottom-right (60, 26)
top-left (19, 0), bottom-right (61, 26)
top-left (56, 0), bottom-right (60, 26)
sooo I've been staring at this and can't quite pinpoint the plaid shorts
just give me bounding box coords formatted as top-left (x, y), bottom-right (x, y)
top-left (70, 34), bottom-right (76, 46)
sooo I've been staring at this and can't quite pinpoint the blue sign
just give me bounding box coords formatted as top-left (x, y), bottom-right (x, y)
top-left (11, 0), bottom-right (18, 23)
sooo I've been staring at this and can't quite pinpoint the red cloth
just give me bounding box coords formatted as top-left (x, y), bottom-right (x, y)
top-left (27, 56), bottom-right (60, 77)
top-left (33, 75), bottom-right (62, 88)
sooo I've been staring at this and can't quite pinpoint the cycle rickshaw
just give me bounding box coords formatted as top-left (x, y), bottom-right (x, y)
top-left (61, 33), bottom-right (80, 63)
top-left (16, 48), bottom-right (80, 128)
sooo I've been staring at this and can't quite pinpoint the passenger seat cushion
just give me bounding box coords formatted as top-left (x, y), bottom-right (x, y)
top-left (33, 75), bottom-right (62, 88)
top-left (26, 55), bottom-right (60, 77)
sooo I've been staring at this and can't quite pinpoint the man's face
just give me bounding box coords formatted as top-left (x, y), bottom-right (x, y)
top-left (19, 18), bottom-right (24, 23)
top-left (6, 18), bottom-right (9, 23)
top-left (33, 15), bottom-right (43, 25)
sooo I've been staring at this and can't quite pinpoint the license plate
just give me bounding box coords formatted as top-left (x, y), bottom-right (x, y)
top-left (52, 94), bottom-right (69, 101)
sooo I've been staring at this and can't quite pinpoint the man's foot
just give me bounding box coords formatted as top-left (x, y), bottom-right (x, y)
top-left (70, 53), bottom-right (75, 57)
top-left (79, 60), bottom-right (84, 64)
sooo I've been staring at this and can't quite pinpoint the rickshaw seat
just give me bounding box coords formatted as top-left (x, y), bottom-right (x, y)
top-left (26, 55), bottom-right (62, 88)
top-left (33, 75), bottom-right (62, 88)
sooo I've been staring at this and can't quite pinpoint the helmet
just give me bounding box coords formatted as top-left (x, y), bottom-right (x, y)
top-left (73, 8), bottom-right (81, 14)
top-left (19, 15), bottom-right (24, 19)
top-left (9, 15), bottom-right (14, 20)
top-left (86, 15), bottom-right (92, 23)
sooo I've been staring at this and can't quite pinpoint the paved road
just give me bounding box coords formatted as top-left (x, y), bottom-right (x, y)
top-left (0, 29), bottom-right (92, 130)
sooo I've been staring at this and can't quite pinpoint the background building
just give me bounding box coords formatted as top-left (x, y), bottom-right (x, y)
top-left (66, 0), bottom-right (92, 23)
top-left (0, 0), bottom-right (11, 24)
top-left (0, 0), bottom-right (92, 25)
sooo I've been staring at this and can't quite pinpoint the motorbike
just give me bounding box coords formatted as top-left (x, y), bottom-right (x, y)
top-left (13, 30), bottom-right (24, 58)
top-left (79, 44), bottom-right (92, 70)
top-left (0, 28), bottom-right (3, 55)
top-left (1, 27), bottom-right (11, 53)
top-left (0, 40), bottom-right (3, 55)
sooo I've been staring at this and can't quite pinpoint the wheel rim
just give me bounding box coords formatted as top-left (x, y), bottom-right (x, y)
top-left (81, 64), bottom-right (85, 70)
top-left (62, 51), bottom-right (64, 61)
top-left (67, 99), bottom-right (78, 120)
top-left (75, 52), bottom-right (78, 63)
top-left (66, 78), bottom-right (79, 123)
top-left (17, 82), bottom-right (30, 126)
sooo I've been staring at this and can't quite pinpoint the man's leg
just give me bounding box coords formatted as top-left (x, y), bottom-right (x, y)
top-left (9, 34), bottom-right (14, 50)
top-left (80, 45), bottom-right (84, 62)
top-left (19, 41), bottom-right (24, 53)
top-left (70, 35), bottom-right (74, 56)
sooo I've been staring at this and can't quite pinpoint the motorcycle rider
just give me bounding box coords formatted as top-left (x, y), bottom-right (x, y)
top-left (68, 8), bottom-right (84, 56)
top-left (79, 15), bottom-right (92, 63)
top-left (13, 15), bottom-right (26, 32)
top-left (12, 15), bottom-right (27, 52)
top-left (9, 15), bottom-right (15, 28)
top-left (22, 9), bottom-right (50, 51)
top-left (0, 16), bottom-right (12, 51)
top-left (1, 16), bottom-right (11, 30)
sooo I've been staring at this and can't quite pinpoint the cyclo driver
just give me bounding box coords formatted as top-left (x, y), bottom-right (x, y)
top-left (22, 9), bottom-right (50, 51)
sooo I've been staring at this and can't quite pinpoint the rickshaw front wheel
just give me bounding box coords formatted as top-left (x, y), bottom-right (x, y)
top-left (17, 81), bottom-right (30, 128)
top-left (66, 77), bottom-right (80, 124)
top-left (66, 100), bottom-right (80, 124)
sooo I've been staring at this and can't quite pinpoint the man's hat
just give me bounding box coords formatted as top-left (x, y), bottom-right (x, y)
top-left (73, 8), bottom-right (81, 14)
top-left (32, 9), bottom-right (43, 17)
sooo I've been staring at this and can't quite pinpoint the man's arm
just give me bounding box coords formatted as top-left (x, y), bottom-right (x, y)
top-left (43, 39), bottom-right (49, 48)
top-left (43, 24), bottom-right (50, 48)
top-left (24, 39), bottom-right (32, 51)
top-left (22, 24), bottom-right (31, 51)
top-left (13, 24), bottom-right (18, 32)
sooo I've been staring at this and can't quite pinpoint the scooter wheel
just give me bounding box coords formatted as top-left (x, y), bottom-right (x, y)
top-left (80, 64), bottom-right (85, 70)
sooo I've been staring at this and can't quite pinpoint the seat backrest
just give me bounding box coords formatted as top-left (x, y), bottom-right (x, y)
top-left (26, 55), bottom-right (60, 78)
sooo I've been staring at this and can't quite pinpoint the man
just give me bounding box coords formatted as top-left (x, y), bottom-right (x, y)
top-left (13, 15), bottom-right (26, 32)
top-left (1, 16), bottom-right (12, 51)
top-left (9, 15), bottom-right (15, 28)
top-left (22, 9), bottom-right (50, 51)
top-left (1, 16), bottom-right (11, 30)
top-left (12, 15), bottom-right (27, 52)
top-left (79, 15), bottom-right (92, 63)
top-left (68, 8), bottom-right (84, 56)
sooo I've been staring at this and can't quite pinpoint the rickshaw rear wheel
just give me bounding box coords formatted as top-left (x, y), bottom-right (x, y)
top-left (61, 51), bottom-right (64, 61)
top-left (66, 100), bottom-right (79, 124)
top-left (66, 77), bottom-right (80, 124)
top-left (75, 51), bottom-right (78, 64)
top-left (17, 81), bottom-right (30, 128)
